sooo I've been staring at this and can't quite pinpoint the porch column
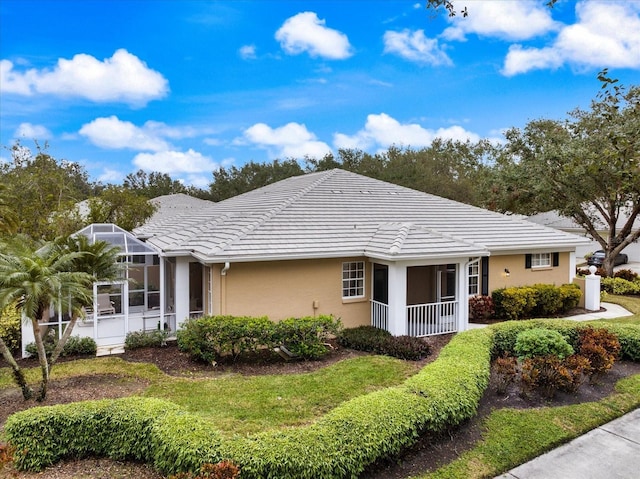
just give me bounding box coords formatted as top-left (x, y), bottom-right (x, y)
top-left (387, 263), bottom-right (407, 336)
top-left (175, 256), bottom-right (190, 329)
top-left (458, 261), bottom-right (469, 332)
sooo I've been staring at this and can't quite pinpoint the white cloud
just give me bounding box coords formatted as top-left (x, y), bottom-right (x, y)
top-left (333, 113), bottom-right (480, 150)
top-left (13, 122), bottom-right (52, 139)
top-left (442, 0), bottom-right (558, 41)
top-left (79, 116), bottom-right (171, 151)
top-left (0, 49), bottom-right (168, 106)
top-left (383, 29), bottom-right (452, 66)
top-left (133, 149), bottom-right (218, 175)
top-left (239, 44), bottom-right (257, 59)
top-left (275, 12), bottom-right (352, 59)
top-left (243, 122), bottom-right (332, 158)
top-left (503, 1), bottom-right (640, 76)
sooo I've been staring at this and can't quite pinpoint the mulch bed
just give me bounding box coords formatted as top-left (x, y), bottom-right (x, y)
top-left (2, 332), bottom-right (640, 479)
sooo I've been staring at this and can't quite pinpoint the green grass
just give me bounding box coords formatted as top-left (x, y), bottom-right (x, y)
top-left (601, 295), bottom-right (640, 323)
top-left (143, 355), bottom-right (415, 436)
top-left (0, 356), bottom-right (166, 388)
top-left (0, 354), bottom-right (415, 438)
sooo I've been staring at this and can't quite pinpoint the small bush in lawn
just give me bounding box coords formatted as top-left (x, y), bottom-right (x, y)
top-left (125, 330), bottom-right (169, 350)
top-left (578, 327), bottom-right (621, 383)
top-left (493, 353), bottom-right (518, 395)
top-left (383, 336), bottom-right (431, 360)
top-left (337, 326), bottom-right (392, 353)
top-left (469, 295), bottom-right (495, 321)
top-left (614, 269), bottom-right (638, 282)
top-left (514, 328), bottom-right (574, 360)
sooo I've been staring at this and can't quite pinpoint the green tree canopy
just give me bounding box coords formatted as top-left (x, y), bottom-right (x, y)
top-left (485, 81), bottom-right (640, 275)
top-left (0, 142), bottom-right (95, 239)
top-left (86, 185), bottom-right (157, 232)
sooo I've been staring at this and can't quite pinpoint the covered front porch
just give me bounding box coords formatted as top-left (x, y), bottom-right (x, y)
top-left (370, 259), bottom-right (475, 337)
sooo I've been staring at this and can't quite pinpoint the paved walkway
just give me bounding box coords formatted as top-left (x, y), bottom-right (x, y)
top-left (490, 302), bottom-right (639, 479)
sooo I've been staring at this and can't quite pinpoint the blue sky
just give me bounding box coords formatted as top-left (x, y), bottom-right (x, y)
top-left (1, 1), bottom-right (639, 188)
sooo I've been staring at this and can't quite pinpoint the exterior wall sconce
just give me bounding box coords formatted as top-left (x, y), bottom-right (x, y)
top-left (504, 268), bottom-right (510, 277)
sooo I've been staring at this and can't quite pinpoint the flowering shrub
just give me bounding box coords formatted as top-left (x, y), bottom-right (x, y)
top-left (469, 295), bottom-right (495, 321)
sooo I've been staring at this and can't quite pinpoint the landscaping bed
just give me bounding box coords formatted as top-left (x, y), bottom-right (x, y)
top-left (2, 324), bottom-right (640, 478)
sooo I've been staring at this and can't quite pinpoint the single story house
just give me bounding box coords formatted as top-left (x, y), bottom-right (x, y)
top-left (22, 169), bottom-right (590, 355)
top-left (527, 210), bottom-right (640, 262)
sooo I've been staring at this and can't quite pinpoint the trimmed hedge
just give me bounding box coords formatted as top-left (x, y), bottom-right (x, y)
top-left (25, 335), bottom-right (97, 358)
top-left (492, 283), bottom-right (581, 320)
top-left (337, 326), bottom-right (431, 360)
top-left (176, 315), bottom-right (341, 362)
top-left (6, 322), bottom-right (639, 478)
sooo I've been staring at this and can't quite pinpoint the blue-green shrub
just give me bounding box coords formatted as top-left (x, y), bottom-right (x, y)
top-left (337, 326), bottom-right (431, 360)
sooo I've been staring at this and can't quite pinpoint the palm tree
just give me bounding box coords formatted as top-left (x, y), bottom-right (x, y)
top-left (0, 235), bottom-right (121, 401)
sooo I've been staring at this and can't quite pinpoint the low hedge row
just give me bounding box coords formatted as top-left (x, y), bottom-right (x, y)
top-left (492, 283), bottom-right (581, 320)
top-left (176, 314), bottom-right (341, 362)
top-left (6, 322), bottom-right (639, 478)
top-left (337, 326), bottom-right (431, 360)
top-left (600, 277), bottom-right (640, 295)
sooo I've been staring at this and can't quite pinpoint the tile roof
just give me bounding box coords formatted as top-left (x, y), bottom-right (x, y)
top-left (135, 169), bottom-right (589, 262)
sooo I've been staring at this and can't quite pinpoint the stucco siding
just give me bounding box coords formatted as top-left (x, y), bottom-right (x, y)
top-left (215, 257), bottom-right (371, 328)
top-left (487, 252), bottom-right (572, 293)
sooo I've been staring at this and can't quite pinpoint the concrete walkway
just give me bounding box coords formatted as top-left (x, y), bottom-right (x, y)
top-left (492, 302), bottom-right (639, 479)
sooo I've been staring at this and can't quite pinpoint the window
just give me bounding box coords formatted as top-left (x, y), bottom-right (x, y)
top-left (342, 262), bottom-right (365, 298)
top-left (531, 253), bottom-right (551, 268)
top-left (468, 261), bottom-right (479, 296)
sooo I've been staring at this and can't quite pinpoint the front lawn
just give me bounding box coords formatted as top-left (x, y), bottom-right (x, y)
top-left (142, 355), bottom-right (414, 436)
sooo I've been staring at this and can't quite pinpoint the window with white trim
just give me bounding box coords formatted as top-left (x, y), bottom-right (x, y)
top-left (342, 261), bottom-right (365, 298)
top-left (531, 253), bottom-right (551, 268)
top-left (468, 262), bottom-right (479, 295)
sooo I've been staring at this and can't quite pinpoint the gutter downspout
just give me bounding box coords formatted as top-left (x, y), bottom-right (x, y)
top-left (220, 262), bottom-right (230, 315)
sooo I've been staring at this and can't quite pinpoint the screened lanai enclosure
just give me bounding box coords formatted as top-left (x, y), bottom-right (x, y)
top-left (21, 224), bottom-right (178, 355)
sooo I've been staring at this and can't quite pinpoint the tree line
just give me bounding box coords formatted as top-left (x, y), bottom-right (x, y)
top-left (1, 79), bottom-right (638, 274)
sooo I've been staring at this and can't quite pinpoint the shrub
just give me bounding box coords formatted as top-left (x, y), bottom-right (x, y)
top-left (272, 315), bottom-right (342, 360)
top-left (176, 315), bottom-right (274, 363)
top-left (531, 284), bottom-right (563, 317)
top-left (125, 330), bottom-right (169, 350)
top-left (577, 266), bottom-right (607, 277)
top-left (0, 303), bottom-right (21, 352)
top-left (520, 354), bottom-right (589, 399)
top-left (337, 327), bottom-right (430, 360)
top-left (600, 277), bottom-right (640, 295)
top-left (382, 336), bottom-right (431, 361)
top-left (558, 283), bottom-right (582, 311)
top-left (337, 326), bottom-right (392, 353)
top-left (514, 328), bottom-right (574, 360)
top-left (25, 334), bottom-right (96, 358)
top-left (493, 284), bottom-right (583, 320)
top-left (493, 353), bottom-right (518, 395)
top-left (578, 327), bottom-right (620, 382)
top-left (468, 295), bottom-right (495, 321)
top-left (492, 287), bottom-right (537, 320)
top-left (614, 269), bottom-right (638, 281)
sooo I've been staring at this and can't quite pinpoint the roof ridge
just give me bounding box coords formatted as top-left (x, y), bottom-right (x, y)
top-left (210, 170), bottom-right (337, 255)
top-left (389, 223), bottom-right (412, 254)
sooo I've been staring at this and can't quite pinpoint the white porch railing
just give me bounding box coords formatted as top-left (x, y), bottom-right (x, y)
top-left (407, 300), bottom-right (458, 337)
top-left (370, 300), bottom-right (389, 331)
